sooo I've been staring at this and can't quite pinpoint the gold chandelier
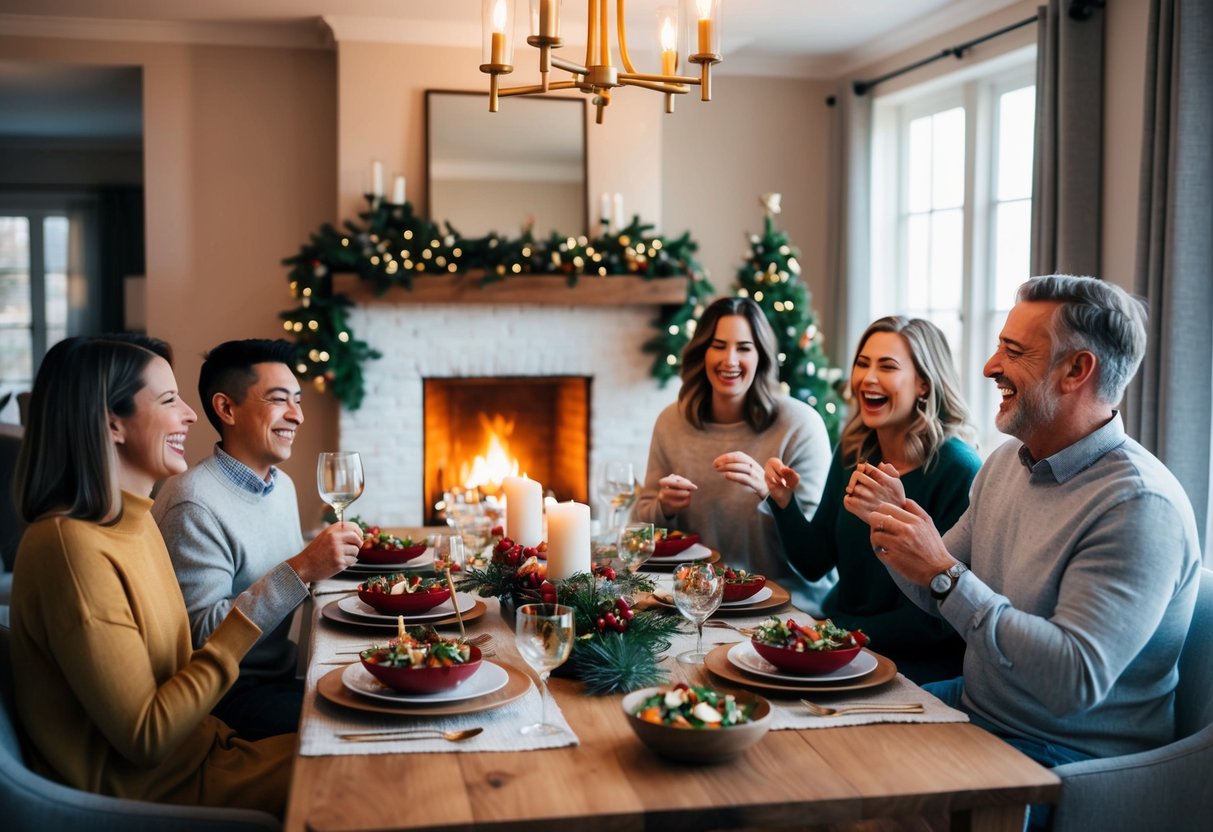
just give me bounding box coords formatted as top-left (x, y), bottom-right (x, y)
top-left (479, 0), bottom-right (723, 123)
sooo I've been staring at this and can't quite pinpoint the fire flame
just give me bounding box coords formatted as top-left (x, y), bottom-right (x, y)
top-left (459, 413), bottom-right (521, 494)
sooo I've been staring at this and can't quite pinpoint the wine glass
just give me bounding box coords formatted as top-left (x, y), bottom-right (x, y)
top-left (617, 522), bottom-right (655, 575)
top-left (599, 460), bottom-right (636, 535)
top-left (443, 486), bottom-right (482, 529)
top-left (434, 534), bottom-right (466, 574)
top-left (317, 452), bottom-right (365, 524)
top-left (514, 603), bottom-right (575, 736)
top-left (672, 562), bottom-right (724, 665)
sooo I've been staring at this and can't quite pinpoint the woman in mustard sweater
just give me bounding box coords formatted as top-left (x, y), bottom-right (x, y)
top-left (9, 335), bottom-right (292, 814)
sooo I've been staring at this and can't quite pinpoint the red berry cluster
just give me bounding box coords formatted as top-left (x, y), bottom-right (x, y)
top-left (596, 597), bottom-right (634, 634)
top-left (592, 563), bottom-right (617, 581)
top-left (492, 536), bottom-right (547, 567)
top-left (538, 581), bottom-right (558, 604)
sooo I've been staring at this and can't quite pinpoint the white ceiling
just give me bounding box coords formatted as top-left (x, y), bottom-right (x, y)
top-left (0, 0), bottom-right (1026, 141)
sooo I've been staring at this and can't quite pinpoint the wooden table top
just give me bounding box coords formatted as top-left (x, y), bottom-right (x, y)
top-left (287, 587), bottom-right (1059, 832)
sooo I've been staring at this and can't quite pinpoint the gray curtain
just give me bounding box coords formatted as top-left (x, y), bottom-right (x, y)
top-left (1030, 0), bottom-right (1105, 276)
top-left (825, 82), bottom-right (872, 366)
top-left (1126, 0), bottom-right (1213, 558)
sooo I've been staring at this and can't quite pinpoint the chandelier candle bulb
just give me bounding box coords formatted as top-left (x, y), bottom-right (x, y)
top-left (545, 501), bottom-right (590, 581)
top-left (537, 0), bottom-right (558, 38)
top-left (502, 475), bottom-right (544, 547)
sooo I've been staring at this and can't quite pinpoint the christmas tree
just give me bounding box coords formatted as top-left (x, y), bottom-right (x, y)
top-left (733, 194), bottom-right (846, 442)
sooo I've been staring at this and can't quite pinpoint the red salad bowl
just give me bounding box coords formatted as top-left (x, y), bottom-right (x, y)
top-left (653, 533), bottom-right (700, 558)
top-left (722, 575), bottom-right (766, 603)
top-left (357, 585), bottom-right (451, 615)
top-left (357, 542), bottom-right (428, 565)
top-left (361, 645), bottom-right (482, 694)
top-left (750, 639), bottom-right (862, 675)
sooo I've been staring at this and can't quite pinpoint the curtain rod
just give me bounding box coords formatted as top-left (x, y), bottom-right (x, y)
top-left (850, 15), bottom-right (1037, 97)
top-left (845, 0), bottom-right (1103, 100)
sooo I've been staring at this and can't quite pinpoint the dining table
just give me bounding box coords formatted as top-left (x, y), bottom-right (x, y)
top-left (285, 536), bottom-right (1059, 832)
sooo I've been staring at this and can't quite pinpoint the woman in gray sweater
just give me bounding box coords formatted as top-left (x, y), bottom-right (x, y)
top-left (632, 297), bottom-right (834, 613)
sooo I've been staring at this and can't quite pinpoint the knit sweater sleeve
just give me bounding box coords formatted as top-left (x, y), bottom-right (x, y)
top-left (35, 520), bottom-right (260, 767)
top-left (634, 405), bottom-right (680, 526)
top-left (157, 498), bottom-right (305, 645)
top-left (769, 448), bottom-right (847, 580)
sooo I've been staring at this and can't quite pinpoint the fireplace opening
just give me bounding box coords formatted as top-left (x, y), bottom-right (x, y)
top-left (423, 376), bottom-right (591, 523)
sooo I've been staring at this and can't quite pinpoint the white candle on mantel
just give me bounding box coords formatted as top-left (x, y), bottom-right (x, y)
top-left (599, 192), bottom-right (612, 230)
top-left (391, 175), bottom-right (406, 205)
top-left (612, 192), bottom-right (625, 232)
top-left (546, 501), bottom-right (590, 581)
top-left (502, 476), bottom-right (543, 547)
top-left (371, 160), bottom-right (384, 197)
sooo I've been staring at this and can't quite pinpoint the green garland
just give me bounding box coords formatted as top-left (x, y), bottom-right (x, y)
top-left (279, 196), bottom-right (715, 409)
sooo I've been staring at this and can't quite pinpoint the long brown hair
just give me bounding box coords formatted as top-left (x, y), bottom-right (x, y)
top-left (677, 297), bottom-right (781, 432)
top-left (839, 317), bottom-right (974, 471)
top-left (15, 334), bottom-right (172, 524)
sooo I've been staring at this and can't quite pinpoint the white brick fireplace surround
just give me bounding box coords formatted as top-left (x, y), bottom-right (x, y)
top-left (340, 301), bottom-right (679, 526)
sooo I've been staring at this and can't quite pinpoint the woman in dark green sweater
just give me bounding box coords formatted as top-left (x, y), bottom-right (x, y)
top-left (764, 317), bottom-right (980, 683)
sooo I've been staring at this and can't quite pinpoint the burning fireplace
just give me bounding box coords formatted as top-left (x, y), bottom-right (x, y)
top-left (423, 376), bottom-right (591, 522)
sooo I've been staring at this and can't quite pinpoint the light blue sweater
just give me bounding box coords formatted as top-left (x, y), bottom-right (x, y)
top-left (893, 413), bottom-right (1201, 757)
top-left (153, 455), bottom-right (310, 678)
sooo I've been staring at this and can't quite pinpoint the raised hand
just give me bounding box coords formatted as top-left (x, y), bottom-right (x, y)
top-left (844, 461), bottom-right (907, 522)
top-left (868, 499), bottom-right (955, 585)
top-left (714, 451), bottom-right (768, 499)
top-left (287, 520), bottom-right (364, 583)
top-left (656, 473), bottom-right (698, 514)
top-left (763, 457), bottom-right (800, 509)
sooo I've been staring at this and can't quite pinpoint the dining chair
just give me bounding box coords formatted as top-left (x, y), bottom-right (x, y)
top-left (1051, 567), bottom-right (1213, 832)
top-left (0, 618), bottom-right (281, 831)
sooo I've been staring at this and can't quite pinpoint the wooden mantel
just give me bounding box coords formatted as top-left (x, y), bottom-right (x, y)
top-left (334, 272), bottom-right (690, 306)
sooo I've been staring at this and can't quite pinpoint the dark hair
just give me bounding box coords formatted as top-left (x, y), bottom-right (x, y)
top-left (198, 339), bottom-right (298, 434)
top-left (839, 317), bottom-right (975, 471)
top-left (1016, 275), bottom-right (1148, 404)
top-left (16, 334), bottom-right (171, 524)
top-left (677, 297), bottom-right (781, 432)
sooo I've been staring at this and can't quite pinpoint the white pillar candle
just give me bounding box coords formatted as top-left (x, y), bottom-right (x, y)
top-left (612, 192), bottom-right (625, 232)
top-left (502, 476), bottom-right (543, 547)
top-left (599, 191), bottom-right (612, 230)
top-left (371, 160), bottom-right (384, 197)
top-left (546, 501), bottom-right (590, 581)
top-left (391, 175), bottom-right (406, 205)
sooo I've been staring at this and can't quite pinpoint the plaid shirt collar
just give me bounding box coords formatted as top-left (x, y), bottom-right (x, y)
top-left (213, 444), bottom-right (277, 496)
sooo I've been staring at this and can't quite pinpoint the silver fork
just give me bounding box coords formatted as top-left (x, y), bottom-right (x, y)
top-left (703, 620), bottom-right (756, 637)
top-left (800, 698), bottom-right (925, 717)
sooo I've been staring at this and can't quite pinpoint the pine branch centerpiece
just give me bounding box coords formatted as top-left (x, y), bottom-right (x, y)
top-left (461, 536), bottom-right (683, 694)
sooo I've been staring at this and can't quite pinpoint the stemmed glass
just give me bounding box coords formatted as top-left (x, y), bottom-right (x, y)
top-left (317, 451), bottom-right (365, 524)
top-left (599, 460), bottom-right (636, 536)
top-left (672, 562), bottom-right (724, 665)
top-left (617, 522), bottom-right (655, 575)
top-left (514, 603), bottom-right (575, 736)
top-left (434, 534), bottom-right (465, 574)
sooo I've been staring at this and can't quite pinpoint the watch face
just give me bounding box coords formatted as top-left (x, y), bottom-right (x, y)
top-left (930, 572), bottom-right (951, 595)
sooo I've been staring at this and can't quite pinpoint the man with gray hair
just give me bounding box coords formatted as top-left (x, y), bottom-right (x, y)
top-left (846, 275), bottom-right (1200, 797)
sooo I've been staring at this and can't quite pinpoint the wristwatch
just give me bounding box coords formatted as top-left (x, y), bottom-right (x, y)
top-left (929, 562), bottom-right (969, 601)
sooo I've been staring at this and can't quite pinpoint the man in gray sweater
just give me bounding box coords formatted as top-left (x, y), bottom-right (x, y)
top-left (154, 339), bottom-right (362, 739)
top-left (857, 276), bottom-right (1200, 778)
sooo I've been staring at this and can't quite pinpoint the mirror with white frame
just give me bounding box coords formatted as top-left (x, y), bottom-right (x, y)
top-left (425, 90), bottom-right (587, 238)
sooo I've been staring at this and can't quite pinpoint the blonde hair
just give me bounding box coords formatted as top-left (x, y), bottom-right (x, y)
top-left (839, 317), bottom-right (974, 470)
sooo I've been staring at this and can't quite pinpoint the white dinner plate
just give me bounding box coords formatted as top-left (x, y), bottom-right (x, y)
top-left (341, 659), bottom-right (509, 704)
top-left (726, 640), bottom-right (878, 683)
top-left (344, 549), bottom-right (435, 573)
top-left (646, 542), bottom-right (713, 563)
top-left (337, 591), bottom-right (478, 623)
top-left (720, 586), bottom-right (774, 607)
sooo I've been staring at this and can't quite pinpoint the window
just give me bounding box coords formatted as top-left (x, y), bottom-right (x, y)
top-left (870, 48), bottom-right (1036, 453)
top-left (0, 209), bottom-right (74, 423)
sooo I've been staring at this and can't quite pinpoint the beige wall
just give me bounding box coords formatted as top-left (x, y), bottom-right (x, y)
top-left (0, 35), bottom-right (338, 526)
top-left (662, 74), bottom-right (834, 305)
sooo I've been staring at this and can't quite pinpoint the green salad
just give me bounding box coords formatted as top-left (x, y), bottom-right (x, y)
top-left (752, 615), bottom-right (868, 652)
top-left (633, 683), bottom-right (754, 729)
